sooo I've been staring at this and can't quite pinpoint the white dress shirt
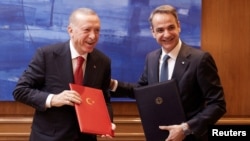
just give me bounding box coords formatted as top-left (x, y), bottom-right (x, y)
top-left (45, 40), bottom-right (87, 108)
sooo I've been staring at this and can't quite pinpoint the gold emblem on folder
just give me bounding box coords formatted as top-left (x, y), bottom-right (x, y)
top-left (86, 98), bottom-right (95, 105)
top-left (155, 97), bottom-right (163, 104)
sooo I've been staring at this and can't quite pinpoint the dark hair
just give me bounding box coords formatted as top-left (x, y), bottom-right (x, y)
top-left (148, 5), bottom-right (179, 27)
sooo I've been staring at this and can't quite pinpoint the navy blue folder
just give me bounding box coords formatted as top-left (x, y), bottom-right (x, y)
top-left (134, 79), bottom-right (186, 141)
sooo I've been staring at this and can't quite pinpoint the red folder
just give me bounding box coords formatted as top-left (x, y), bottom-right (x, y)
top-left (69, 83), bottom-right (113, 136)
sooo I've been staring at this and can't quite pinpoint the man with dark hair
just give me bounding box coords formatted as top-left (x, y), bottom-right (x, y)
top-left (110, 5), bottom-right (226, 141)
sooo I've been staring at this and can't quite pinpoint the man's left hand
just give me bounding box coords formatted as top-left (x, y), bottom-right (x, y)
top-left (159, 124), bottom-right (185, 141)
top-left (100, 123), bottom-right (116, 138)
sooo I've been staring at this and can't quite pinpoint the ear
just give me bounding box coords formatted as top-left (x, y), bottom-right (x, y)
top-left (177, 21), bottom-right (181, 33)
top-left (67, 25), bottom-right (73, 38)
top-left (150, 26), bottom-right (156, 38)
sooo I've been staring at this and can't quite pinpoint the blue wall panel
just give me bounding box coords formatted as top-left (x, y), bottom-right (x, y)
top-left (0, 0), bottom-right (201, 101)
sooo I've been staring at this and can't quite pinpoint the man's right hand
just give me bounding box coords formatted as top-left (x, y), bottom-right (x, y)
top-left (51, 90), bottom-right (82, 107)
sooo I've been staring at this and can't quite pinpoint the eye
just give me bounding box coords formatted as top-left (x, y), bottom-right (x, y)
top-left (156, 28), bottom-right (164, 33)
top-left (82, 28), bottom-right (90, 33)
top-left (168, 25), bottom-right (176, 31)
top-left (95, 28), bottom-right (100, 34)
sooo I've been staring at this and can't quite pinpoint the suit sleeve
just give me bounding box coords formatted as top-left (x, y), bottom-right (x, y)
top-left (101, 55), bottom-right (114, 122)
top-left (12, 47), bottom-right (49, 111)
top-left (187, 52), bottom-right (226, 136)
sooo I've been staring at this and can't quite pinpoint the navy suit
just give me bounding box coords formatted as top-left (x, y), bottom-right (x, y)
top-left (115, 43), bottom-right (226, 141)
top-left (13, 41), bottom-right (112, 141)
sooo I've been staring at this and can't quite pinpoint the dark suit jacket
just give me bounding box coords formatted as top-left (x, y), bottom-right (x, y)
top-left (115, 43), bottom-right (226, 141)
top-left (13, 41), bottom-right (112, 141)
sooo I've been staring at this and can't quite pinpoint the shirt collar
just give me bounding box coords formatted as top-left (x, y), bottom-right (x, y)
top-left (161, 39), bottom-right (182, 60)
top-left (69, 40), bottom-right (87, 60)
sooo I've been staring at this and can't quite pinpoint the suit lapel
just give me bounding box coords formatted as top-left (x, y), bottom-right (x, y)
top-left (53, 42), bottom-right (74, 84)
top-left (148, 49), bottom-right (161, 84)
top-left (172, 44), bottom-right (190, 81)
top-left (84, 50), bottom-right (98, 86)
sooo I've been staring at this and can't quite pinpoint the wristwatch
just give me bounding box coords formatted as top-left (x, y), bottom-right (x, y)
top-left (181, 123), bottom-right (192, 136)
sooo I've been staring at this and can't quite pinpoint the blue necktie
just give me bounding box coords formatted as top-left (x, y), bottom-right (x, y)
top-left (159, 55), bottom-right (170, 82)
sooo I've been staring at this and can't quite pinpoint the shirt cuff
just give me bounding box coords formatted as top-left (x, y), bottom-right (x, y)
top-left (181, 122), bottom-right (192, 135)
top-left (110, 79), bottom-right (118, 92)
top-left (45, 94), bottom-right (54, 108)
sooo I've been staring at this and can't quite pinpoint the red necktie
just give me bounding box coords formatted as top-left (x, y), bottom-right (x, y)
top-left (74, 56), bottom-right (84, 84)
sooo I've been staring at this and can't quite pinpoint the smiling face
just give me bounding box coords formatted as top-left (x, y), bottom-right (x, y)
top-left (151, 13), bottom-right (181, 53)
top-left (68, 10), bottom-right (100, 55)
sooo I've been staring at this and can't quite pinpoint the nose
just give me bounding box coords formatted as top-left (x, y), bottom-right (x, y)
top-left (163, 30), bottom-right (171, 37)
top-left (89, 30), bottom-right (98, 39)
